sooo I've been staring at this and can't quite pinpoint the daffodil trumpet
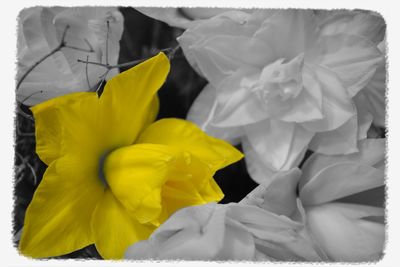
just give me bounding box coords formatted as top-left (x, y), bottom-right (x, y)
top-left (19, 52), bottom-right (243, 259)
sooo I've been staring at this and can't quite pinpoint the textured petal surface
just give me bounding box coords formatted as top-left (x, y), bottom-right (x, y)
top-left (256, 169), bottom-right (302, 217)
top-left (300, 162), bottom-right (384, 206)
top-left (309, 114), bottom-right (359, 155)
top-left (30, 92), bottom-right (96, 165)
top-left (301, 66), bottom-right (355, 132)
top-left (103, 144), bottom-right (174, 223)
top-left (317, 11), bottom-right (386, 45)
top-left (19, 155), bottom-right (104, 258)
top-left (244, 120), bottom-right (314, 172)
top-left (186, 83), bottom-right (244, 144)
top-left (301, 138), bottom-right (385, 188)
top-left (212, 68), bottom-right (270, 127)
top-left (253, 10), bottom-right (318, 60)
top-left (357, 61), bottom-right (386, 127)
top-left (306, 203), bottom-right (384, 261)
top-left (137, 118), bottom-right (243, 170)
top-left (126, 203), bottom-right (255, 260)
top-left (92, 190), bottom-right (154, 259)
top-left (313, 34), bottom-right (383, 97)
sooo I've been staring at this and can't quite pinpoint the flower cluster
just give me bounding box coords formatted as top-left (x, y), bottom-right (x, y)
top-left (180, 9), bottom-right (385, 184)
top-left (15, 7), bottom-right (386, 262)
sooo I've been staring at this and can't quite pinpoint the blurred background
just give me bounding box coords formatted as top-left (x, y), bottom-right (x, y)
top-left (14, 7), bottom-right (259, 259)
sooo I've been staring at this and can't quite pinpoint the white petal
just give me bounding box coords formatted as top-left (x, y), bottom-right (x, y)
top-left (314, 34), bottom-right (383, 97)
top-left (256, 169), bottom-right (302, 217)
top-left (309, 114), bottom-right (359, 155)
top-left (186, 83), bottom-right (244, 144)
top-left (359, 62), bottom-right (387, 127)
top-left (136, 7), bottom-right (198, 29)
top-left (212, 68), bottom-right (270, 127)
top-left (306, 203), bottom-right (384, 261)
top-left (188, 36), bottom-right (274, 87)
top-left (253, 10), bottom-right (318, 60)
top-left (300, 162), bottom-right (384, 206)
top-left (300, 138), bottom-right (385, 187)
top-left (301, 66), bottom-right (356, 132)
top-left (317, 11), bottom-right (385, 45)
top-left (243, 120), bottom-right (314, 173)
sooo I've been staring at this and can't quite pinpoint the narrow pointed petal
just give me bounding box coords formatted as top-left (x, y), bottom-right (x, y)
top-left (92, 190), bottom-right (154, 259)
top-left (99, 52), bottom-right (170, 146)
top-left (137, 118), bottom-right (243, 170)
top-left (19, 155), bottom-right (104, 258)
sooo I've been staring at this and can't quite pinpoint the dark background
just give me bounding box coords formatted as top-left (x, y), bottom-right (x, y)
top-left (14, 7), bottom-right (258, 259)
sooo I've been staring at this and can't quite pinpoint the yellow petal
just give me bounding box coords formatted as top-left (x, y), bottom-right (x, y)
top-left (30, 92), bottom-right (97, 165)
top-left (98, 52), bottom-right (170, 147)
top-left (19, 154), bottom-right (104, 258)
top-left (144, 95), bottom-right (160, 129)
top-left (103, 143), bottom-right (175, 224)
top-left (92, 190), bottom-right (154, 259)
top-left (30, 53), bottom-right (168, 166)
top-left (137, 118), bottom-right (243, 170)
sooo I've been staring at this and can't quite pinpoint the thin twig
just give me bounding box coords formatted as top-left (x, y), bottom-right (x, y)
top-left (162, 44), bottom-right (181, 60)
top-left (20, 90), bottom-right (43, 105)
top-left (16, 25), bottom-right (70, 90)
top-left (85, 55), bottom-right (91, 90)
top-left (84, 38), bottom-right (94, 52)
top-left (114, 59), bottom-right (145, 68)
top-left (105, 20), bottom-right (110, 66)
top-left (64, 45), bottom-right (94, 53)
top-left (76, 45), bottom-right (181, 74)
top-left (17, 25), bottom-right (95, 91)
top-left (77, 59), bottom-right (110, 68)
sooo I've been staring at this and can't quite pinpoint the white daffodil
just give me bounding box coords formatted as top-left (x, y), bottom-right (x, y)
top-left (181, 10), bottom-right (384, 184)
top-left (243, 138), bottom-right (385, 261)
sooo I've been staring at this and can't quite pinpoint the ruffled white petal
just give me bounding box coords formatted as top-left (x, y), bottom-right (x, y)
top-left (186, 83), bottom-right (244, 145)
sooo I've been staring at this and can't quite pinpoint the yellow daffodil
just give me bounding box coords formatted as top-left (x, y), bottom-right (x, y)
top-left (19, 52), bottom-right (243, 259)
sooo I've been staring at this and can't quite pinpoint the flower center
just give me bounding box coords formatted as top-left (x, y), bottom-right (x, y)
top-left (253, 54), bottom-right (304, 105)
top-left (98, 151), bottom-right (110, 187)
